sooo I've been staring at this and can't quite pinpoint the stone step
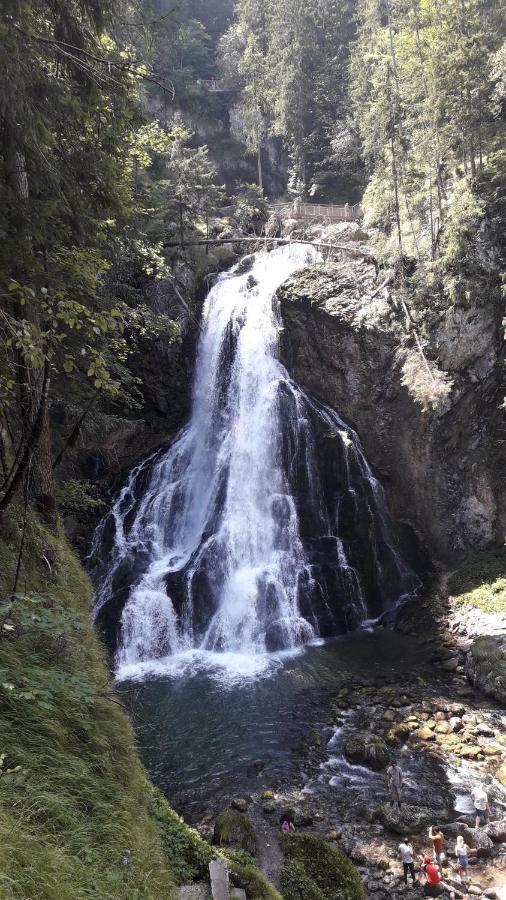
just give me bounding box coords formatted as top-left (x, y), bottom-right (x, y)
top-left (176, 885), bottom-right (212, 900)
top-left (230, 890), bottom-right (247, 900)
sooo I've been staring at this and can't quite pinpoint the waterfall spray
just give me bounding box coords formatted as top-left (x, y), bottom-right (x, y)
top-left (91, 244), bottom-right (419, 680)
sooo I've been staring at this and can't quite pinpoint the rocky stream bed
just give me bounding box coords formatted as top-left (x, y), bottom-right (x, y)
top-left (191, 586), bottom-right (506, 899)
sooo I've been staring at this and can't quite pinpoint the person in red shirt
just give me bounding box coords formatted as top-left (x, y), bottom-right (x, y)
top-left (421, 855), bottom-right (442, 896)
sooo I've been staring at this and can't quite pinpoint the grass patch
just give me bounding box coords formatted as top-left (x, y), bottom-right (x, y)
top-left (448, 548), bottom-right (506, 614)
top-left (0, 508), bottom-right (174, 898)
top-left (469, 635), bottom-right (506, 681)
top-left (214, 810), bottom-right (257, 853)
top-left (279, 833), bottom-right (365, 900)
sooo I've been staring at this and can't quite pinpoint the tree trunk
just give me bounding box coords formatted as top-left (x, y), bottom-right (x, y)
top-left (257, 141), bottom-right (263, 194)
top-left (5, 131), bottom-right (55, 520)
top-left (179, 200), bottom-right (185, 247)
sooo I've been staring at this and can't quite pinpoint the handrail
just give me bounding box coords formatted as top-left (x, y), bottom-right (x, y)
top-left (267, 201), bottom-right (362, 221)
top-left (163, 236), bottom-right (372, 259)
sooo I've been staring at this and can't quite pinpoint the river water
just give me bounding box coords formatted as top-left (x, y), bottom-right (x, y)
top-left (118, 627), bottom-right (435, 821)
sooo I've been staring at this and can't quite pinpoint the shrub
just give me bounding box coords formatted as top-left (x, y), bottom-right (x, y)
top-left (280, 833), bottom-right (365, 900)
top-left (214, 809), bottom-right (257, 853)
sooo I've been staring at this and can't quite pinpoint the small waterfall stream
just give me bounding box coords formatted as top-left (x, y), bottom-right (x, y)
top-left (91, 244), bottom-right (419, 681)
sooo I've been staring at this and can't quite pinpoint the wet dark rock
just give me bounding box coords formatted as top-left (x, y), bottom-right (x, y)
top-left (379, 804), bottom-right (448, 834)
top-left (461, 826), bottom-right (494, 858)
top-left (485, 819), bottom-right (506, 842)
top-left (231, 798), bottom-right (250, 812)
top-left (293, 810), bottom-right (314, 827)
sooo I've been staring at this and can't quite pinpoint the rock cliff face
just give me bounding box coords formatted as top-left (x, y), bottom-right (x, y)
top-left (278, 257), bottom-right (504, 564)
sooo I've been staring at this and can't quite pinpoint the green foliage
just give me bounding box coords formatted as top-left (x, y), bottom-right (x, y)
top-left (55, 480), bottom-right (105, 513)
top-left (220, 0), bottom-right (358, 197)
top-left (160, 122), bottom-right (226, 241)
top-left (281, 859), bottom-right (324, 900)
top-left (214, 809), bottom-right (257, 853)
top-left (280, 833), bottom-right (365, 900)
top-left (449, 548), bottom-right (506, 614)
top-left (150, 789), bottom-right (215, 884)
top-left (351, 0), bottom-right (505, 265)
top-left (231, 183), bottom-right (269, 233)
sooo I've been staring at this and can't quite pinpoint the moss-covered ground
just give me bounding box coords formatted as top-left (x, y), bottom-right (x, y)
top-left (448, 548), bottom-right (506, 614)
top-left (0, 507), bottom-right (278, 899)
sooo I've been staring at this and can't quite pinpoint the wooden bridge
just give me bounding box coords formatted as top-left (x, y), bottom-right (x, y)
top-left (269, 201), bottom-right (362, 222)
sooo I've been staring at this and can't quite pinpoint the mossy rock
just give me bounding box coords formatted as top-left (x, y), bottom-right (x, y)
top-left (497, 761), bottom-right (506, 787)
top-left (213, 810), bottom-right (256, 853)
top-left (386, 723), bottom-right (412, 745)
top-left (279, 833), bottom-right (365, 900)
top-left (344, 733), bottom-right (389, 770)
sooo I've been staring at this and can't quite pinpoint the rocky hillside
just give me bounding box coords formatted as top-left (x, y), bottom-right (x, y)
top-left (277, 226), bottom-right (504, 565)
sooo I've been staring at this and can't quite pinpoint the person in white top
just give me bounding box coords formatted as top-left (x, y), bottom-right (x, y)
top-left (398, 838), bottom-right (416, 885)
top-left (454, 835), bottom-right (476, 882)
top-left (471, 785), bottom-right (491, 828)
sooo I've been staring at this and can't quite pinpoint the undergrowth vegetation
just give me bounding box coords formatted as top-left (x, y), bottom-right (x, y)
top-left (449, 548), bottom-right (506, 614)
top-left (280, 833), bottom-right (365, 900)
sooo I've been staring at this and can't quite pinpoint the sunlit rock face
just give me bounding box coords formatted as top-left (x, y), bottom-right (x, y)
top-left (278, 258), bottom-right (504, 563)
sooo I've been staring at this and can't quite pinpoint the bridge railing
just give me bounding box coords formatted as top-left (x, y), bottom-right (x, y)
top-left (198, 78), bottom-right (235, 93)
top-left (268, 201), bottom-right (362, 222)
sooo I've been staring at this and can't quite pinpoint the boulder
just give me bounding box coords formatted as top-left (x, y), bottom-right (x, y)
top-left (231, 798), bottom-right (250, 812)
top-left (497, 761), bottom-right (506, 787)
top-left (461, 826), bottom-right (493, 858)
top-left (449, 717), bottom-right (463, 733)
top-left (379, 804), bottom-right (446, 834)
top-left (344, 733), bottom-right (389, 770)
top-left (485, 819), bottom-right (506, 842)
top-left (416, 726), bottom-right (436, 741)
top-left (441, 658), bottom-right (459, 672)
top-left (436, 721), bottom-right (450, 734)
top-left (475, 723), bottom-right (495, 737)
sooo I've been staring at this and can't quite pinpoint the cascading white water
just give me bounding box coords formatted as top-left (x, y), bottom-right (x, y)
top-left (91, 243), bottom-right (419, 681)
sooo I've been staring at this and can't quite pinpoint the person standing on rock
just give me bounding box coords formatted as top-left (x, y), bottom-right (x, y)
top-left (471, 784), bottom-right (491, 828)
top-left (398, 838), bottom-right (416, 885)
top-left (386, 761), bottom-right (404, 808)
top-left (429, 825), bottom-right (445, 870)
top-left (421, 855), bottom-right (442, 896)
top-left (454, 835), bottom-right (475, 882)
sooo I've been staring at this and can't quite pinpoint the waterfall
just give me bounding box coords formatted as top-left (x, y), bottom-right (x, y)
top-left (91, 243), bottom-right (419, 680)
